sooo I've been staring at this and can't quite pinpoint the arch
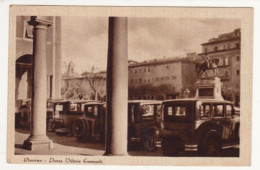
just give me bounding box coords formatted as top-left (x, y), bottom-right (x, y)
top-left (15, 54), bottom-right (33, 110)
top-left (16, 51), bottom-right (33, 61)
top-left (16, 54), bottom-right (32, 65)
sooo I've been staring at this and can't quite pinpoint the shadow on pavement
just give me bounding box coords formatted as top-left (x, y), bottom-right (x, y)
top-left (15, 128), bottom-right (105, 151)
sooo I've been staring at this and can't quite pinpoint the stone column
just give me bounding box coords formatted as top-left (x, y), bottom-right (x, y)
top-left (53, 16), bottom-right (62, 99)
top-left (23, 16), bottom-right (53, 151)
top-left (104, 17), bottom-right (128, 155)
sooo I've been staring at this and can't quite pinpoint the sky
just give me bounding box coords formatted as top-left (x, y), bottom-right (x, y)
top-left (61, 17), bottom-right (240, 74)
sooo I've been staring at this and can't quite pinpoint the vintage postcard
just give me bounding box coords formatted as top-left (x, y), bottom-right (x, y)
top-left (7, 6), bottom-right (253, 166)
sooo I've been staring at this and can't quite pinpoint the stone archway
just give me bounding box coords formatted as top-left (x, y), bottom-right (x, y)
top-left (15, 54), bottom-right (32, 112)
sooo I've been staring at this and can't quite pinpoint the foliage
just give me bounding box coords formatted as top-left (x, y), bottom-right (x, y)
top-left (129, 83), bottom-right (176, 99)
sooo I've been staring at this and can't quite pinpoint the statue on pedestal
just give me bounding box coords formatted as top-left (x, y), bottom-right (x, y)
top-left (194, 76), bottom-right (224, 100)
top-left (196, 56), bottom-right (219, 78)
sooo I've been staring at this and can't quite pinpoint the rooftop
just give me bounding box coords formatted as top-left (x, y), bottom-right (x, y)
top-left (128, 54), bottom-right (200, 68)
top-left (201, 28), bottom-right (241, 46)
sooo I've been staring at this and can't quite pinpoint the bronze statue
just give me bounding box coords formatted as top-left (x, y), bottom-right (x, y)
top-left (196, 56), bottom-right (219, 78)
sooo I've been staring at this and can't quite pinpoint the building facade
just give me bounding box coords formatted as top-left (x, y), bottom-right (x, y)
top-left (199, 29), bottom-right (241, 105)
top-left (128, 55), bottom-right (198, 100)
top-left (15, 16), bottom-right (62, 112)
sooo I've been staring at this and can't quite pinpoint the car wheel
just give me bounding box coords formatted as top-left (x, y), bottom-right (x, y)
top-left (143, 132), bottom-right (157, 152)
top-left (47, 119), bottom-right (56, 132)
top-left (72, 118), bottom-right (90, 140)
top-left (203, 137), bottom-right (221, 157)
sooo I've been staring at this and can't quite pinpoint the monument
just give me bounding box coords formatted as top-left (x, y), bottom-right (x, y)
top-left (194, 77), bottom-right (224, 100)
top-left (194, 56), bottom-right (224, 100)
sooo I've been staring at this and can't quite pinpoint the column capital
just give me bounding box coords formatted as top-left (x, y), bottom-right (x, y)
top-left (28, 16), bottom-right (53, 29)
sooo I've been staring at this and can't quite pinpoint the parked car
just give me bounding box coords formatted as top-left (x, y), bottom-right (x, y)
top-left (128, 100), bottom-right (162, 151)
top-left (72, 100), bottom-right (162, 151)
top-left (46, 98), bottom-right (64, 129)
top-left (72, 101), bottom-right (106, 141)
top-left (161, 99), bottom-right (240, 156)
top-left (47, 100), bottom-right (90, 134)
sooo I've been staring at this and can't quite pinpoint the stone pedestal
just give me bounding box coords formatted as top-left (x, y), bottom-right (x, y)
top-left (23, 16), bottom-right (53, 151)
top-left (194, 77), bottom-right (224, 100)
top-left (104, 17), bottom-right (128, 156)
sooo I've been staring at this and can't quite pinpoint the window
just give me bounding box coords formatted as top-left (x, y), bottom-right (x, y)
top-left (23, 20), bottom-right (34, 40)
top-left (226, 104), bottom-right (233, 118)
top-left (175, 106), bottom-right (187, 116)
top-left (148, 68), bottom-right (150, 72)
top-left (55, 104), bottom-right (63, 111)
top-left (213, 104), bottom-right (224, 117)
top-left (200, 104), bottom-right (211, 119)
top-left (214, 46), bottom-right (218, 51)
top-left (168, 107), bottom-right (173, 116)
top-left (156, 105), bottom-right (161, 118)
top-left (204, 48), bottom-right (207, 53)
top-left (225, 71), bottom-right (228, 77)
top-left (227, 44), bottom-right (230, 49)
top-left (86, 106), bottom-right (99, 117)
top-left (236, 43), bottom-right (240, 48)
top-left (237, 70), bottom-right (240, 75)
top-left (225, 58), bottom-right (229, 65)
top-left (237, 56), bottom-right (240, 61)
top-left (218, 58), bottom-right (224, 66)
top-left (144, 68), bottom-right (146, 72)
top-left (135, 69), bottom-right (137, 73)
top-left (139, 78), bottom-right (142, 83)
top-left (70, 103), bottom-right (78, 111)
top-left (166, 106), bottom-right (186, 117)
top-left (140, 104), bottom-right (155, 119)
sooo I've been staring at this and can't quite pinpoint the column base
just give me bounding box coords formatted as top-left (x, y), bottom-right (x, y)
top-left (23, 138), bottom-right (53, 151)
top-left (103, 151), bottom-right (128, 156)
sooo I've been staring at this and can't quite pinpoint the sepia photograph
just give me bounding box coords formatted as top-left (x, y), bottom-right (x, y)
top-left (7, 6), bottom-right (253, 166)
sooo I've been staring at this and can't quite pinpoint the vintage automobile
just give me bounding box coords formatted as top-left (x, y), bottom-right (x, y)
top-left (161, 99), bottom-right (240, 156)
top-left (47, 100), bottom-right (90, 134)
top-left (128, 100), bottom-right (162, 151)
top-left (72, 100), bottom-right (162, 151)
top-left (46, 98), bottom-right (64, 128)
top-left (72, 101), bottom-right (106, 141)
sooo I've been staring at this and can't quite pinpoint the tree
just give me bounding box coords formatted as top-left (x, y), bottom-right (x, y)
top-left (81, 71), bottom-right (106, 101)
top-left (129, 83), bottom-right (176, 100)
